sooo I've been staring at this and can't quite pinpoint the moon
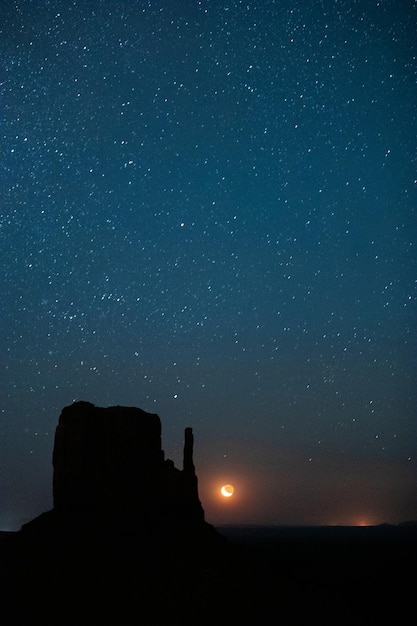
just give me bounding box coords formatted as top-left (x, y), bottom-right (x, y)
top-left (221, 484), bottom-right (234, 497)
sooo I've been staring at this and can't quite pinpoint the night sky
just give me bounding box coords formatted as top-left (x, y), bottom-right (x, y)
top-left (1, 0), bottom-right (416, 530)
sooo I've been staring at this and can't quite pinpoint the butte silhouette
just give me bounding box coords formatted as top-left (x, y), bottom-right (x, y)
top-left (9, 401), bottom-right (232, 625)
top-left (51, 401), bottom-right (204, 524)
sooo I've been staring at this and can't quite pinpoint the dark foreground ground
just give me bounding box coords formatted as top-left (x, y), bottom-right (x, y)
top-left (1, 522), bottom-right (416, 625)
top-left (219, 523), bottom-right (417, 623)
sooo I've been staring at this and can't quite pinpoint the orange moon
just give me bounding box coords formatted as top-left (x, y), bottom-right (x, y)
top-left (221, 484), bottom-right (234, 497)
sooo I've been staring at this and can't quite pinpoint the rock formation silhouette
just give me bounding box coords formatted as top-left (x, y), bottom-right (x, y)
top-left (51, 401), bottom-right (204, 525)
top-left (9, 402), bottom-right (232, 624)
top-left (6, 401), bottom-right (410, 624)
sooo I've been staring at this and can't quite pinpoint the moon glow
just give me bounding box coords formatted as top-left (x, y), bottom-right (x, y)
top-left (221, 484), bottom-right (235, 497)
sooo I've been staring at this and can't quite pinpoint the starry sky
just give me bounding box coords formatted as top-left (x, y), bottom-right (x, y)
top-left (1, 0), bottom-right (416, 530)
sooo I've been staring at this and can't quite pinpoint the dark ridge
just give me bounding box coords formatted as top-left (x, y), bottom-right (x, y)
top-left (2, 402), bottom-right (240, 625)
top-left (1, 402), bottom-right (416, 625)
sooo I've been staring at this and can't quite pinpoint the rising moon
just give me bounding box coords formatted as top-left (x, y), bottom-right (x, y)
top-left (221, 484), bottom-right (234, 497)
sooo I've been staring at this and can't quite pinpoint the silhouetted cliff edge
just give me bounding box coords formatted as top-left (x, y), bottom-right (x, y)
top-left (4, 402), bottom-right (414, 624)
top-left (5, 402), bottom-right (239, 625)
top-left (27, 401), bottom-right (205, 529)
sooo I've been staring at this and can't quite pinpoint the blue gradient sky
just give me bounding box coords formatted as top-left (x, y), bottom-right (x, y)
top-left (1, 0), bottom-right (416, 529)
